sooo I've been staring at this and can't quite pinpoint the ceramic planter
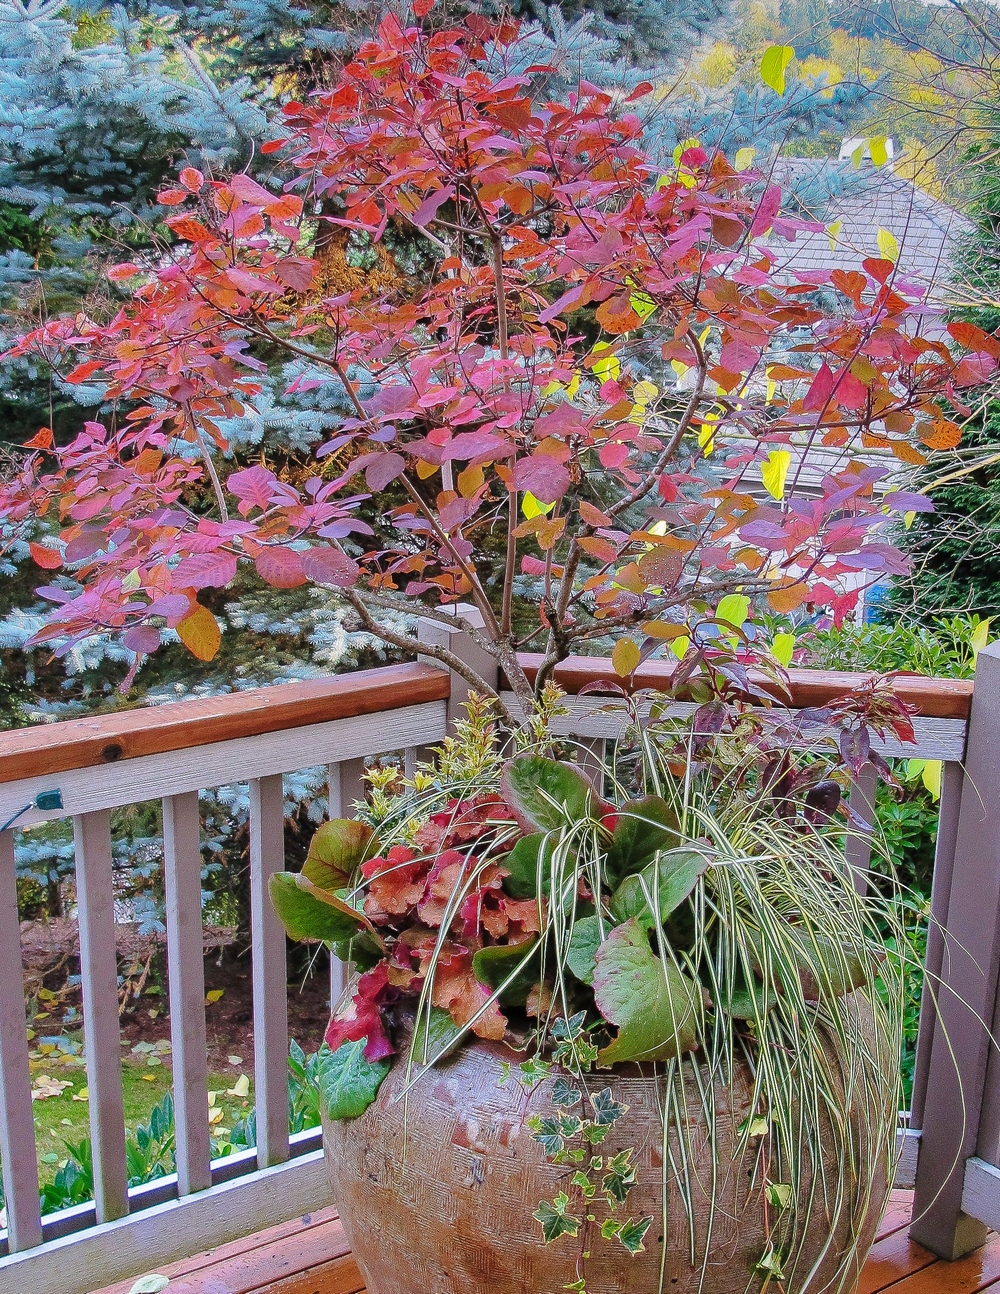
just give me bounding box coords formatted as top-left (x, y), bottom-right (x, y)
top-left (322, 1002), bottom-right (890, 1294)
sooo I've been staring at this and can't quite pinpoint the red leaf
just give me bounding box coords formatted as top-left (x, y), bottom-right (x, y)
top-left (255, 547), bottom-right (307, 588)
top-left (29, 543), bottom-right (62, 570)
top-left (365, 452), bottom-right (406, 491)
top-left (803, 362), bottom-right (836, 411)
top-left (179, 167), bottom-right (204, 192)
top-left (413, 0), bottom-right (434, 14)
top-left (273, 258), bottom-right (315, 291)
top-left (172, 551), bottom-right (238, 589)
top-left (65, 360), bottom-right (103, 384)
top-left (229, 173), bottom-right (276, 207)
top-left (24, 427), bottom-right (54, 450)
top-left (300, 546), bottom-right (359, 586)
top-left (510, 455), bottom-right (570, 503)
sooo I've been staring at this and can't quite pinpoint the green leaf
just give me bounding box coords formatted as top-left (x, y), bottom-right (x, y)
top-left (552, 1077), bottom-right (582, 1107)
top-left (765, 1181), bottom-right (792, 1210)
top-left (721, 974), bottom-right (777, 1021)
top-left (590, 1086), bottom-right (628, 1126)
top-left (302, 819), bottom-right (376, 891)
top-left (757, 1247), bottom-right (785, 1279)
top-left (316, 1039), bottom-right (389, 1120)
top-left (330, 930), bottom-right (383, 972)
top-left (601, 1148), bottom-right (637, 1205)
top-left (868, 135), bottom-right (889, 166)
top-left (268, 873), bottom-right (368, 944)
top-left (760, 44), bottom-right (794, 95)
top-left (616, 1217), bottom-right (653, 1254)
top-left (129, 1279), bottom-right (170, 1294)
top-left (410, 1005), bottom-right (464, 1065)
top-left (605, 796), bottom-right (681, 881)
top-left (533, 1192), bottom-right (581, 1243)
top-left (471, 939), bottom-right (540, 1006)
top-left (715, 593), bottom-right (750, 632)
top-left (501, 756), bottom-right (596, 834)
top-left (502, 833), bottom-right (546, 898)
top-left (593, 920), bottom-right (701, 1065)
top-left (609, 851), bottom-right (709, 929)
top-left (566, 914), bottom-right (603, 985)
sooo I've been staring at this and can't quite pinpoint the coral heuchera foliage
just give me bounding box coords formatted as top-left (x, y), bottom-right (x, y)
top-left (2, 8), bottom-right (998, 694)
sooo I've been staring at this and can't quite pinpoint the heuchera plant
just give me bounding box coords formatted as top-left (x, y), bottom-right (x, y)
top-left (0, 10), bottom-right (996, 709)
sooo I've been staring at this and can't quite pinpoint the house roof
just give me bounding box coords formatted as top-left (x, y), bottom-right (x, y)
top-left (770, 159), bottom-right (973, 302)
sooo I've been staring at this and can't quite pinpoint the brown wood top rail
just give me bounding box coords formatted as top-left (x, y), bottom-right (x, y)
top-left (0, 662), bottom-right (451, 786)
top-left (515, 654), bottom-right (975, 721)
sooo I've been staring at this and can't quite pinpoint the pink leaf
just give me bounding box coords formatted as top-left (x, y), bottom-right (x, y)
top-left (227, 465), bottom-right (281, 511)
top-left (365, 452), bottom-right (406, 491)
top-left (123, 625), bottom-right (162, 654)
top-left (172, 552), bottom-right (238, 590)
top-left (510, 455), bottom-right (570, 503)
top-left (751, 184), bottom-right (782, 237)
top-left (255, 547), bottom-right (307, 588)
top-left (229, 172), bottom-right (276, 207)
top-left (301, 546), bottom-right (360, 586)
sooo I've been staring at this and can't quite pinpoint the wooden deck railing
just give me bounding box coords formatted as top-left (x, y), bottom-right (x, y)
top-left (0, 622), bottom-right (996, 1294)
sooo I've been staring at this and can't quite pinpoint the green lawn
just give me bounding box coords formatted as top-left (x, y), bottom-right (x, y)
top-left (30, 1043), bottom-right (256, 1191)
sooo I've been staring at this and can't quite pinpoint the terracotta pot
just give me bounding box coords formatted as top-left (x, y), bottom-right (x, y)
top-left (322, 1003), bottom-right (891, 1294)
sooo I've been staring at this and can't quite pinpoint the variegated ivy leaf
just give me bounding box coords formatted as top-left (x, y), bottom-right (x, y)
top-left (765, 1181), bottom-right (792, 1210)
top-left (534, 1192), bottom-right (581, 1243)
top-left (590, 1087), bottom-right (628, 1126)
top-left (602, 1149), bottom-right (637, 1205)
top-left (571, 1169), bottom-right (597, 1198)
top-left (757, 1247), bottom-right (786, 1279)
top-left (616, 1217), bottom-right (653, 1254)
top-left (552, 1077), bottom-right (582, 1107)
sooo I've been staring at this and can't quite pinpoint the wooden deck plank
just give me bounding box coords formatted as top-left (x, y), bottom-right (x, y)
top-left (876, 1231), bottom-right (1000, 1293)
top-left (90, 1189), bottom-right (1000, 1294)
top-left (92, 1208), bottom-right (342, 1294)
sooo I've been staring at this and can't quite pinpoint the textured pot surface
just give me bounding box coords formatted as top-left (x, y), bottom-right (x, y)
top-left (322, 1013), bottom-right (890, 1294)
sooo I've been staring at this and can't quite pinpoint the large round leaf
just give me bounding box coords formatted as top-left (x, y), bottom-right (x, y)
top-left (593, 919), bottom-right (701, 1064)
top-left (502, 833), bottom-right (546, 898)
top-left (472, 939), bottom-right (541, 1005)
top-left (566, 914), bottom-right (603, 986)
top-left (317, 1038), bottom-right (389, 1120)
top-left (501, 756), bottom-right (596, 833)
top-left (269, 872), bottom-right (369, 944)
top-left (302, 819), bottom-right (377, 891)
top-left (605, 796), bottom-right (681, 882)
top-left (609, 850), bottom-right (710, 929)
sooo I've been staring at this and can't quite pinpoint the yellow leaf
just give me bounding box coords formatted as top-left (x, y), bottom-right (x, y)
top-left (122, 568), bottom-right (141, 593)
top-left (672, 136), bottom-right (702, 165)
top-left (206, 989), bottom-right (224, 1004)
top-left (670, 635), bottom-right (691, 659)
top-left (522, 491), bottom-right (554, 519)
top-left (177, 606), bottom-right (221, 662)
top-left (141, 1074), bottom-right (156, 1082)
top-left (457, 464), bottom-right (484, 498)
top-left (734, 147), bottom-right (756, 171)
top-left (765, 377), bottom-right (776, 403)
top-left (227, 1074), bottom-right (250, 1099)
top-left (903, 510), bottom-right (916, 529)
top-left (761, 449), bottom-right (791, 500)
top-left (416, 459), bottom-right (438, 480)
top-left (826, 219), bottom-right (842, 253)
top-left (716, 594), bottom-right (750, 632)
top-left (876, 228), bottom-right (899, 263)
top-left (771, 632), bottom-right (796, 667)
top-left (209, 1107), bottom-right (225, 1125)
top-left (671, 359), bottom-right (690, 381)
top-left (971, 618), bottom-right (992, 658)
top-left (921, 760), bottom-right (942, 800)
top-left (629, 290), bottom-right (657, 322)
top-left (760, 45), bottom-right (795, 96)
top-left (611, 637), bottom-right (641, 677)
top-left (589, 343), bottom-right (620, 382)
top-left (868, 136), bottom-right (889, 166)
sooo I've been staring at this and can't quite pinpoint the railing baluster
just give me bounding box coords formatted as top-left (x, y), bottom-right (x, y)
top-left (911, 641), bottom-right (1000, 1259)
top-left (0, 830), bottom-right (41, 1251)
top-left (326, 760), bottom-right (366, 1007)
top-left (575, 736), bottom-right (608, 795)
top-left (910, 759), bottom-right (965, 1130)
top-left (845, 761), bottom-right (877, 894)
top-left (162, 792), bottom-right (211, 1195)
top-left (73, 810), bottom-right (128, 1222)
top-left (249, 776), bottom-right (289, 1169)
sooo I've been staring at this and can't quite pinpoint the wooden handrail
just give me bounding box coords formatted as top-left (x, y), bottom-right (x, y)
top-left (0, 663), bottom-right (452, 785)
top-left (515, 654), bottom-right (975, 721)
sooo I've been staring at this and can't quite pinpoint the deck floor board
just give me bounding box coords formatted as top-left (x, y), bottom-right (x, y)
top-left (90, 1190), bottom-right (998, 1294)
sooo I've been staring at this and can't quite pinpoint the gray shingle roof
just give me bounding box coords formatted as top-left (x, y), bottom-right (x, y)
top-left (770, 160), bottom-right (973, 302)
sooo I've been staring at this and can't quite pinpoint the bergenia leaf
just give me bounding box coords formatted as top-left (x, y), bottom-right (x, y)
top-left (501, 756), bottom-right (596, 833)
top-left (609, 851), bottom-right (710, 929)
top-left (566, 914), bottom-right (603, 985)
top-left (316, 1038), bottom-right (389, 1120)
top-left (593, 919), bottom-right (701, 1064)
top-left (302, 819), bottom-right (377, 891)
top-left (268, 872), bottom-right (371, 945)
top-left (605, 796), bottom-right (681, 882)
top-left (502, 833), bottom-right (546, 898)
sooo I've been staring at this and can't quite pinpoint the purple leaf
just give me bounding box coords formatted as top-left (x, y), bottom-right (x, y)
top-left (510, 455), bottom-right (570, 503)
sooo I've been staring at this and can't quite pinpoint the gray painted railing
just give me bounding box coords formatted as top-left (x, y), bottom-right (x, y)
top-left (0, 628), bottom-right (994, 1292)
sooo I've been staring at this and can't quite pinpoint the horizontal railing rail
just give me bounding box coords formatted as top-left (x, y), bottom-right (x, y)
top-left (0, 624), bottom-right (993, 1291)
